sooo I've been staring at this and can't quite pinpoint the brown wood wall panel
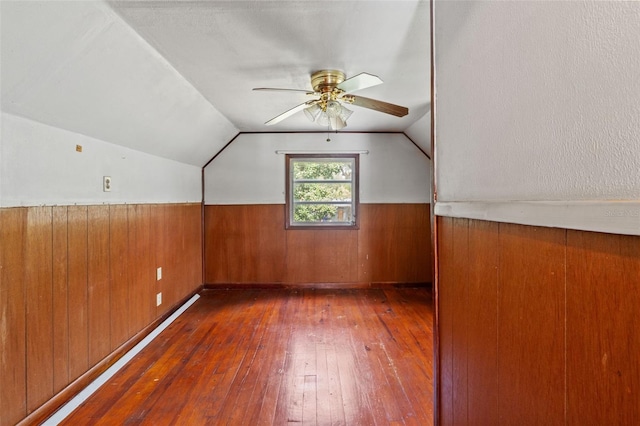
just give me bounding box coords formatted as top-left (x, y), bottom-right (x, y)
top-left (0, 203), bottom-right (203, 426)
top-left (437, 217), bottom-right (640, 425)
top-left (204, 205), bottom-right (229, 283)
top-left (204, 204), bottom-right (431, 285)
top-left (25, 207), bottom-right (54, 412)
top-left (178, 204), bottom-right (200, 304)
top-left (311, 230), bottom-right (358, 283)
top-left (450, 218), bottom-right (469, 425)
top-left (87, 206), bottom-right (111, 366)
top-left (184, 204), bottom-right (203, 297)
top-left (52, 206), bottom-right (69, 393)
top-left (248, 205), bottom-right (285, 283)
top-left (151, 206), bottom-right (168, 316)
top-left (358, 204), bottom-right (431, 283)
top-left (190, 205), bottom-right (203, 289)
top-left (109, 205), bottom-right (130, 349)
top-left (0, 208), bottom-right (28, 426)
top-left (497, 223), bottom-right (565, 424)
top-left (466, 220), bottom-right (499, 425)
top-left (286, 230), bottom-right (358, 283)
top-left (566, 231), bottom-right (640, 425)
top-left (67, 206), bottom-right (89, 382)
top-left (436, 216), bottom-right (455, 426)
top-left (128, 205), bottom-right (155, 332)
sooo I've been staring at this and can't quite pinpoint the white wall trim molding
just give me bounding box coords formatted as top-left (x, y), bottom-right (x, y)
top-left (435, 201), bottom-right (640, 236)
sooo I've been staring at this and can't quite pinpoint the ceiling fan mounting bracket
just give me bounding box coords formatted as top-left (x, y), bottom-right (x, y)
top-left (311, 69), bottom-right (345, 93)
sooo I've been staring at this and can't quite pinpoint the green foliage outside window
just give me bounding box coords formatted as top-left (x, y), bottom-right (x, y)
top-left (292, 161), bottom-right (353, 223)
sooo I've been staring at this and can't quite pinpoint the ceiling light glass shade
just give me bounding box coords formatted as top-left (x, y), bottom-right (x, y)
top-left (339, 105), bottom-right (353, 121)
top-left (307, 100), bottom-right (351, 130)
top-left (304, 103), bottom-right (321, 122)
top-left (330, 115), bottom-right (347, 130)
top-left (325, 100), bottom-right (342, 118)
top-left (316, 111), bottom-right (330, 126)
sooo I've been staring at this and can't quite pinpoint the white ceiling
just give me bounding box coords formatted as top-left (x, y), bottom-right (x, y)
top-left (1, 0), bottom-right (431, 166)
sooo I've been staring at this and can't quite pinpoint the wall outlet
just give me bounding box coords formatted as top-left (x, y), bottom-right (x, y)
top-left (156, 267), bottom-right (162, 281)
top-left (103, 176), bottom-right (111, 192)
top-left (156, 292), bottom-right (162, 306)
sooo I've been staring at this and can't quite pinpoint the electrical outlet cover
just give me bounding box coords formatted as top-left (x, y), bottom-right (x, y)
top-left (103, 176), bottom-right (111, 192)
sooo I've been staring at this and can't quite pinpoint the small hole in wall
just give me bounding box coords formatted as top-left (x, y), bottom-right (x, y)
top-left (76, 144), bottom-right (83, 152)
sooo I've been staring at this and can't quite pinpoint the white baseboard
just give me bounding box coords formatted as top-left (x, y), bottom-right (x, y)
top-left (42, 294), bottom-right (201, 425)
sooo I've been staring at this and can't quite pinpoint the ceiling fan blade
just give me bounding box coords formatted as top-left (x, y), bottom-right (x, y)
top-left (349, 95), bottom-right (409, 117)
top-left (337, 72), bottom-right (383, 93)
top-left (253, 87), bottom-right (315, 95)
top-left (264, 102), bottom-right (310, 125)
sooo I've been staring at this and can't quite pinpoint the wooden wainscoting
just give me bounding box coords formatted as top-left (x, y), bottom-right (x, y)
top-left (0, 203), bottom-right (202, 426)
top-left (204, 203), bottom-right (432, 286)
top-left (437, 216), bottom-right (640, 425)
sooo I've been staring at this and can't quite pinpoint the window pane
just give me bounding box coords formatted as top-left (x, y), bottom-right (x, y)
top-left (293, 182), bottom-right (352, 203)
top-left (286, 154), bottom-right (358, 229)
top-left (293, 204), bottom-right (352, 223)
top-left (293, 161), bottom-right (352, 181)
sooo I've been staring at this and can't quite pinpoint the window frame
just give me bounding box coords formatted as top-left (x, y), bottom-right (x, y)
top-left (285, 153), bottom-right (359, 230)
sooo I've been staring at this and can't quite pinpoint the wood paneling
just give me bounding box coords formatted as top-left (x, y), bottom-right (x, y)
top-left (466, 220), bottom-right (499, 425)
top-left (204, 204), bottom-right (229, 283)
top-left (87, 206), bottom-right (111, 365)
top-left (151, 204), bottom-right (165, 317)
top-left (436, 216), bottom-right (454, 426)
top-left (358, 204), bottom-right (431, 283)
top-left (497, 223), bottom-right (565, 424)
top-left (128, 204), bottom-right (154, 332)
top-left (52, 206), bottom-right (69, 393)
top-left (204, 203), bottom-right (431, 285)
top-left (286, 229), bottom-right (358, 283)
top-left (67, 205), bottom-right (89, 382)
top-left (450, 218), bottom-right (469, 425)
top-left (437, 217), bottom-right (640, 425)
top-left (0, 208), bottom-right (27, 426)
top-left (0, 203), bottom-right (203, 426)
top-left (566, 231), bottom-right (640, 425)
top-left (25, 207), bottom-right (54, 412)
top-left (109, 204), bottom-right (130, 349)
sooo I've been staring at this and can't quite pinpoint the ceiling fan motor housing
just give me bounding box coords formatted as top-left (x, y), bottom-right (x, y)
top-left (311, 70), bottom-right (345, 93)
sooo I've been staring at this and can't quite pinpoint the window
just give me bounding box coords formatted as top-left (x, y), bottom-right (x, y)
top-left (286, 154), bottom-right (359, 229)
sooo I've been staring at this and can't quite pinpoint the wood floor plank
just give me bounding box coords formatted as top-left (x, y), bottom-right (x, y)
top-left (61, 288), bottom-right (434, 425)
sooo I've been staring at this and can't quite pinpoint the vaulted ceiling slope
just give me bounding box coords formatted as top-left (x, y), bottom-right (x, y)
top-left (1, 1), bottom-right (430, 167)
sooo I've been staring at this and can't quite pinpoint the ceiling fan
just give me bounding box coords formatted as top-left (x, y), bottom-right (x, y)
top-left (253, 70), bottom-right (409, 130)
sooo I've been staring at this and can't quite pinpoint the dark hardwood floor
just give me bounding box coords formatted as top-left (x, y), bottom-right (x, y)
top-left (61, 288), bottom-right (434, 425)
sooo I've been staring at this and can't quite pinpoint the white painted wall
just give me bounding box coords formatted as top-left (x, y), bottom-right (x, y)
top-left (1, 113), bottom-right (201, 207)
top-left (405, 112), bottom-right (431, 156)
top-left (204, 133), bottom-right (431, 205)
top-left (434, 1), bottom-right (640, 235)
top-left (1, 0), bottom-right (238, 167)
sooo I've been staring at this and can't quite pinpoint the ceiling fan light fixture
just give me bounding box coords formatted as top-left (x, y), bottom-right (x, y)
top-left (325, 100), bottom-right (342, 118)
top-left (339, 105), bottom-right (353, 121)
top-left (316, 110), bottom-right (330, 127)
top-left (330, 115), bottom-right (347, 130)
top-left (304, 103), bottom-right (321, 122)
top-left (255, 69), bottom-right (408, 129)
